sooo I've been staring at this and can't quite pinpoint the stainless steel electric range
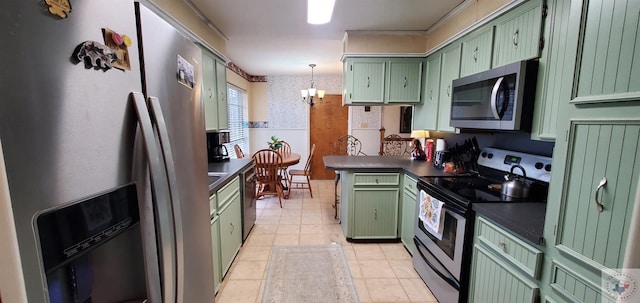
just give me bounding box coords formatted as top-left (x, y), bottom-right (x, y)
top-left (413, 147), bottom-right (552, 303)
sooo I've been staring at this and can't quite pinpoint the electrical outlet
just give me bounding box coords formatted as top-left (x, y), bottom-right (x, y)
top-left (360, 122), bottom-right (368, 128)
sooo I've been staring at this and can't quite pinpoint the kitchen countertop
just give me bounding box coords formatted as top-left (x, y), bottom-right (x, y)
top-left (323, 155), bottom-right (455, 178)
top-left (472, 202), bottom-right (546, 246)
top-left (207, 158), bottom-right (254, 195)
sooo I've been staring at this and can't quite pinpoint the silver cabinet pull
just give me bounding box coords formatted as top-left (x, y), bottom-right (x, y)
top-left (429, 89), bottom-right (433, 100)
top-left (403, 76), bottom-right (408, 88)
top-left (513, 29), bottom-right (519, 47)
top-left (208, 88), bottom-right (213, 99)
top-left (374, 209), bottom-right (378, 220)
top-left (473, 46), bottom-right (478, 62)
top-left (367, 76), bottom-right (370, 88)
top-left (595, 177), bottom-right (607, 212)
top-left (230, 222), bottom-right (235, 234)
top-left (447, 85), bottom-right (451, 96)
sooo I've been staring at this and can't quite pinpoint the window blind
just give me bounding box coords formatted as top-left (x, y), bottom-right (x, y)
top-left (224, 84), bottom-right (248, 158)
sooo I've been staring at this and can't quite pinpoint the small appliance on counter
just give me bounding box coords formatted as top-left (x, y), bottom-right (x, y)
top-left (207, 131), bottom-right (230, 162)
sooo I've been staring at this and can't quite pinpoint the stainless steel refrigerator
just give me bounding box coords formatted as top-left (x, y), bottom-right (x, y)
top-left (0, 1), bottom-right (214, 302)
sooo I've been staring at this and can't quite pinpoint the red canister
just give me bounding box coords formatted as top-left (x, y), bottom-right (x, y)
top-left (425, 139), bottom-right (434, 162)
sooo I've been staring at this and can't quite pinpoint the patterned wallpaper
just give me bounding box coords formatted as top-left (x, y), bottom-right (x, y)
top-left (268, 75), bottom-right (342, 129)
top-left (351, 106), bottom-right (381, 129)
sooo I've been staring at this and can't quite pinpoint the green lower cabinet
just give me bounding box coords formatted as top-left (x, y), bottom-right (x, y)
top-left (400, 174), bottom-right (417, 254)
top-left (470, 216), bottom-right (542, 303)
top-left (210, 214), bottom-right (221, 293)
top-left (218, 194), bottom-right (242, 277)
top-left (469, 245), bottom-right (540, 303)
top-left (352, 188), bottom-right (399, 239)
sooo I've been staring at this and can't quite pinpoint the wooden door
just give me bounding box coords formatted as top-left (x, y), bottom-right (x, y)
top-left (310, 94), bottom-right (348, 179)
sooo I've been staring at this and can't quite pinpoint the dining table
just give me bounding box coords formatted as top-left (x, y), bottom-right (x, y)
top-left (252, 151), bottom-right (301, 199)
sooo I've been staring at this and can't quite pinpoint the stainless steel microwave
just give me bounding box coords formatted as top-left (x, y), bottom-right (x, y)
top-left (450, 60), bottom-right (538, 131)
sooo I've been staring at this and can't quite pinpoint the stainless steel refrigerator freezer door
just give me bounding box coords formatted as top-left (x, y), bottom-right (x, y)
top-left (136, 3), bottom-right (214, 302)
top-left (0, 1), bottom-right (144, 302)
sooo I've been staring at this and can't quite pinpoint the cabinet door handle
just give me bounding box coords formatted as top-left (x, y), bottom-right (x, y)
top-left (374, 208), bottom-right (378, 220)
top-left (230, 222), bottom-right (235, 234)
top-left (594, 177), bottom-right (607, 212)
top-left (498, 241), bottom-right (507, 251)
top-left (513, 29), bottom-right (519, 47)
top-left (429, 89), bottom-right (433, 100)
top-left (473, 47), bottom-right (478, 62)
top-left (367, 77), bottom-right (370, 88)
top-left (208, 88), bottom-right (213, 99)
top-left (375, 178), bottom-right (379, 184)
top-left (447, 85), bottom-right (451, 97)
top-left (403, 76), bottom-right (408, 88)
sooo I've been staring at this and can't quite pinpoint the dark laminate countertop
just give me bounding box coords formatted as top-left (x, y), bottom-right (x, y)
top-left (323, 155), bottom-right (456, 178)
top-left (207, 158), bottom-right (254, 195)
top-left (472, 202), bottom-right (547, 246)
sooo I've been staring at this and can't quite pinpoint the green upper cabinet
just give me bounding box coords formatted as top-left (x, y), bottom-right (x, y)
top-left (413, 53), bottom-right (441, 130)
top-left (386, 58), bottom-right (423, 103)
top-left (460, 26), bottom-right (494, 77)
top-left (215, 60), bottom-right (228, 130)
top-left (345, 58), bottom-right (386, 104)
top-left (573, 0), bottom-right (640, 104)
top-left (437, 44), bottom-right (461, 133)
top-left (344, 57), bottom-right (424, 105)
top-left (530, 0), bottom-right (568, 141)
top-left (492, 0), bottom-right (544, 68)
top-left (201, 48), bottom-right (228, 131)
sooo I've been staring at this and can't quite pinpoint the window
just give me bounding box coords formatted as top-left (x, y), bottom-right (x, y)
top-left (224, 84), bottom-right (249, 158)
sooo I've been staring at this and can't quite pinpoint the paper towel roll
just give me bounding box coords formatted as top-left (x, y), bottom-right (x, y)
top-left (435, 139), bottom-right (446, 151)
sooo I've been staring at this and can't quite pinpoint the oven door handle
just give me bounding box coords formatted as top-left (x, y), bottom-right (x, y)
top-left (413, 237), bottom-right (461, 290)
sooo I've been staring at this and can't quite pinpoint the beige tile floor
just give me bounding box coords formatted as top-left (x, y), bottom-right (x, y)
top-left (214, 179), bottom-right (439, 303)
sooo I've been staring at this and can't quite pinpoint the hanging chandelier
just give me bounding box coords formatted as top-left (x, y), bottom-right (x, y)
top-left (300, 64), bottom-right (325, 106)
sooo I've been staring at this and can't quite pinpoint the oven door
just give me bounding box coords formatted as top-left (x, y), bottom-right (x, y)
top-left (414, 188), bottom-right (467, 281)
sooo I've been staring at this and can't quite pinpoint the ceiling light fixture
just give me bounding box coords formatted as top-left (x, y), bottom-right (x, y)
top-left (301, 64), bottom-right (325, 106)
top-left (307, 0), bottom-right (336, 24)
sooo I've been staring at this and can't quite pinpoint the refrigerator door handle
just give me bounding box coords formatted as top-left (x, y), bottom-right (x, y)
top-left (131, 92), bottom-right (177, 303)
top-left (148, 96), bottom-right (185, 301)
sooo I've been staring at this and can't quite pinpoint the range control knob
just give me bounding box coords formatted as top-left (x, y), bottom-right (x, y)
top-left (481, 152), bottom-right (487, 158)
top-left (535, 162), bottom-right (544, 169)
top-left (487, 153), bottom-right (493, 159)
top-left (544, 164), bottom-right (552, 172)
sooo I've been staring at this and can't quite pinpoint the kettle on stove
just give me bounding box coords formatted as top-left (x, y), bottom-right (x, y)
top-left (502, 165), bottom-right (530, 200)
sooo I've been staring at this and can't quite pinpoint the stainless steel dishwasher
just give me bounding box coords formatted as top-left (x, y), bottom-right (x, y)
top-left (241, 165), bottom-right (256, 242)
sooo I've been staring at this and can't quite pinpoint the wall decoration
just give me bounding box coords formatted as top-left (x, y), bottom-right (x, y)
top-left (400, 106), bottom-right (412, 133)
top-left (45, 0), bottom-right (72, 19)
top-left (74, 41), bottom-right (117, 70)
top-left (249, 121), bottom-right (269, 128)
top-left (176, 55), bottom-right (195, 89)
top-left (102, 28), bottom-right (131, 71)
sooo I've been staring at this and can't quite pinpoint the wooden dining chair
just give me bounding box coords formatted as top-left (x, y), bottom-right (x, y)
top-left (277, 141), bottom-right (292, 156)
top-left (252, 149), bottom-right (285, 207)
top-left (381, 134), bottom-right (406, 156)
top-left (288, 144), bottom-right (315, 197)
top-left (234, 144), bottom-right (245, 158)
top-left (276, 141), bottom-right (292, 187)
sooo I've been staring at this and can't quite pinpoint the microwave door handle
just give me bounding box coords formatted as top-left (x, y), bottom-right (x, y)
top-left (490, 77), bottom-right (504, 119)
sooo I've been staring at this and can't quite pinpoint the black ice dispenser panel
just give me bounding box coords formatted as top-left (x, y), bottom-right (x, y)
top-left (36, 184), bottom-right (147, 303)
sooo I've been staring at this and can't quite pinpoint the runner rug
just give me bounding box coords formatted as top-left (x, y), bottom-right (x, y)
top-left (261, 244), bottom-right (359, 303)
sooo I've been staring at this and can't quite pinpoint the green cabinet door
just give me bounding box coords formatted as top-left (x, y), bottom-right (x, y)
top-left (530, 0), bottom-right (571, 141)
top-left (437, 44), bottom-right (461, 133)
top-left (460, 26), bottom-right (494, 77)
top-left (345, 58), bottom-right (386, 104)
top-left (386, 58), bottom-right (423, 103)
top-left (492, 0), bottom-right (543, 67)
top-left (215, 60), bottom-right (228, 130)
top-left (218, 191), bottom-right (242, 277)
top-left (400, 175), bottom-right (417, 254)
top-left (352, 188), bottom-right (399, 239)
top-left (210, 214), bottom-right (221, 293)
top-left (413, 53), bottom-right (441, 131)
top-left (201, 50), bottom-right (219, 131)
top-left (573, 0), bottom-right (640, 104)
top-left (469, 245), bottom-right (540, 303)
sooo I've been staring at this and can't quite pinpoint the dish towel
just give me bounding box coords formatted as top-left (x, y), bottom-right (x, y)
top-left (419, 190), bottom-right (445, 240)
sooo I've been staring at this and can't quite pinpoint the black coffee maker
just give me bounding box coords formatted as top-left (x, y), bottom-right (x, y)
top-left (207, 131), bottom-right (230, 162)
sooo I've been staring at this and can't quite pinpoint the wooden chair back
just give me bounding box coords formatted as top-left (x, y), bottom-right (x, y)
top-left (278, 141), bottom-right (292, 156)
top-left (253, 149), bottom-right (283, 185)
top-left (381, 134), bottom-right (406, 156)
top-left (303, 144), bottom-right (316, 173)
top-left (234, 144), bottom-right (245, 158)
top-left (332, 135), bottom-right (366, 156)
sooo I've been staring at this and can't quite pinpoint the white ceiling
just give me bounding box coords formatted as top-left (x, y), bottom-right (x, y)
top-left (188, 0), bottom-right (465, 76)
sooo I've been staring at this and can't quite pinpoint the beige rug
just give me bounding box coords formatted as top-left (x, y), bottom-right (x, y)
top-left (261, 244), bottom-right (359, 303)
